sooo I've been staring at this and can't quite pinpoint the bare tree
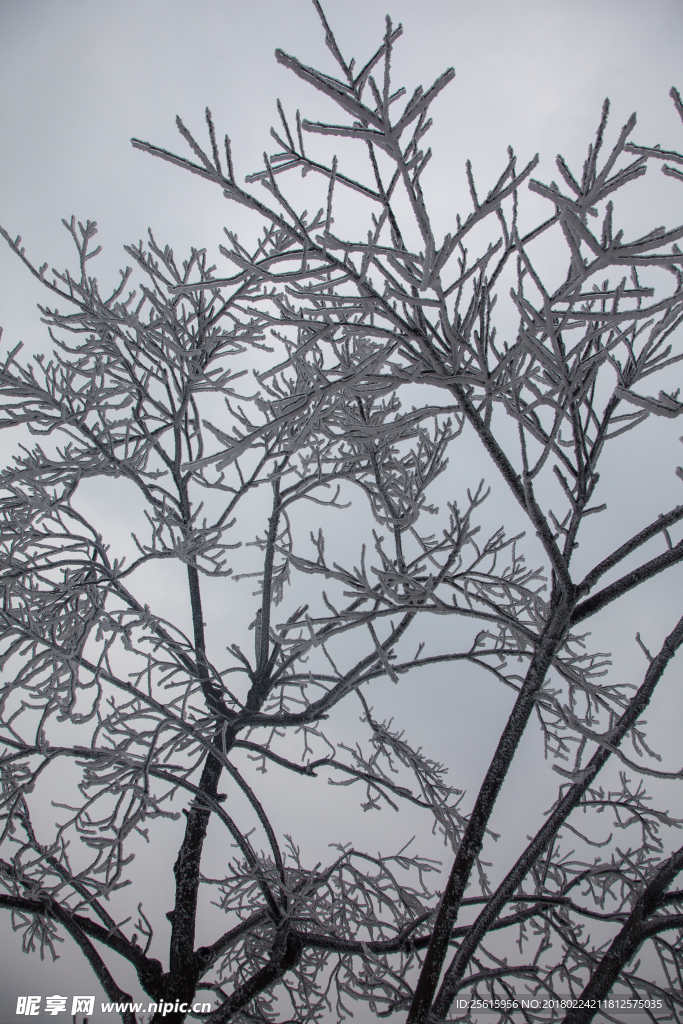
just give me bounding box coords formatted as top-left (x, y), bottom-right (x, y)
top-left (2, 4), bottom-right (683, 1023)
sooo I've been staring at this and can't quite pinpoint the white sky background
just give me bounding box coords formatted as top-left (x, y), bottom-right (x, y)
top-left (1, 0), bottom-right (683, 1017)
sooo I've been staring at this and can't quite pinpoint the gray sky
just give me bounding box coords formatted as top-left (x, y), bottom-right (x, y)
top-left (2, 0), bottom-right (683, 1017)
top-left (2, 0), bottom-right (683, 320)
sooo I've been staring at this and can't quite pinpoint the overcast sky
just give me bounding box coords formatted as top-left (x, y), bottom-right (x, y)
top-left (2, 0), bottom-right (683, 1016)
top-left (2, 0), bottom-right (683, 331)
